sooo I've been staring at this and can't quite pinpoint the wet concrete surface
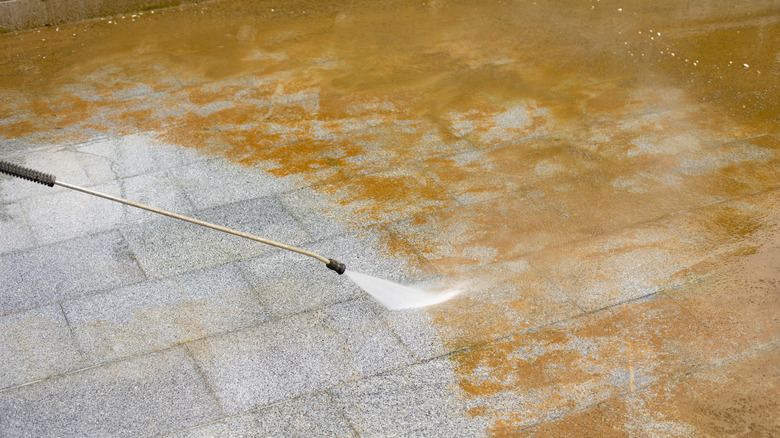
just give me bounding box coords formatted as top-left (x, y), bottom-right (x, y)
top-left (0, 0), bottom-right (778, 436)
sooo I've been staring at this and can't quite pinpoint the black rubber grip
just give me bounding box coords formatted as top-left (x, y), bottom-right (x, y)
top-left (0, 160), bottom-right (56, 187)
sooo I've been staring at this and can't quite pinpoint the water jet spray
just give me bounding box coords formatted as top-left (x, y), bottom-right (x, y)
top-left (1, 160), bottom-right (458, 309)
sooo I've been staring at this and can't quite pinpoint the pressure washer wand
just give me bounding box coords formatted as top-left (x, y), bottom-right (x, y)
top-left (0, 160), bottom-right (347, 275)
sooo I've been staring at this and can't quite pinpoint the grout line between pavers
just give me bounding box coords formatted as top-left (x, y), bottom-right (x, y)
top-left (0, 343), bottom-right (180, 394)
top-left (58, 301), bottom-right (87, 366)
top-left (370, 305), bottom-right (422, 364)
top-left (325, 389), bottom-right (362, 437)
top-left (184, 342), bottom-right (227, 418)
top-left (232, 260), bottom-right (274, 320)
top-left (14, 199), bottom-right (41, 249)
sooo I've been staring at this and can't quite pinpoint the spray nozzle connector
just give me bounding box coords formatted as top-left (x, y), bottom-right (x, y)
top-left (326, 259), bottom-right (346, 275)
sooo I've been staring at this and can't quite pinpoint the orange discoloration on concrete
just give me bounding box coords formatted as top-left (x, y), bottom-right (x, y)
top-left (526, 347), bottom-right (780, 437)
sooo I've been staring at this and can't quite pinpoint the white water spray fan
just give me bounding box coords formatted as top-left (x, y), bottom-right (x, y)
top-left (0, 160), bottom-right (458, 310)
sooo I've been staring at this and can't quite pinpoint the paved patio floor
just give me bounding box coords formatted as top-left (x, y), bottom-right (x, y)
top-left (1, 0), bottom-right (778, 436)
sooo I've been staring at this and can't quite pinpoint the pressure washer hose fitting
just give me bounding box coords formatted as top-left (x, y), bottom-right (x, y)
top-left (326, 259), bottom-right (346, 275)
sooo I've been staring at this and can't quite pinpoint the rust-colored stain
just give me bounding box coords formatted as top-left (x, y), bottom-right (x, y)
top-left (1, 0), bottom-right (778, 434)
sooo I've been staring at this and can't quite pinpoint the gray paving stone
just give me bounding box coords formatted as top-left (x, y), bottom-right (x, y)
top-left (0, 304), bottom-right (83, 390)
top-left (238, 232), bottom-right (427, 317)
top-left (170, 158), bottom-right (292, 210)
top-left (62, 263), bottom-right (269, 365)
top-left (276, 187), bottom-right (351, 241)
top-left (20, 180), bottom-right (125, 245)
top-left (0, 202), bottom-right (35, 254)
top-left (117, 169), bottom-right (197, 223)
top-left (324, 299), bottom-right (416, 377)
top-left (188, 304), bottom-right (414, 416)
top-left (123, 195), bottom-right (311, 279)
top-left (237, 248), bottom-right (362, 318)
top-left (0, 148), bottom-right (91, 202)
top-left (329, 357), bottom-right (489, 437)
top-left (364, 300), bottom-right (449, 362)
top-left (76, 134), bottom-right (203, 182)
top-left (0, 231), bottom-right (145, 316)
top-left (172, 392), bottom-right (356, 437)
top-left (188, 311), bottom-right (356, 415)
top-left (0, 347), bottom-right (221, 438)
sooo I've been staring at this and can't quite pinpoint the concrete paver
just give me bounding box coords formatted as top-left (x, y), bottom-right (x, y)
top-left (122, 195), bottom-right (310, 279)
top-left (0, 347), bottom-right (221, 438)
top-left (0, 231), bottom-right (145, 315)
top-left (524, 346), bottom-right (780, 437)
top-left (329, 358), bottom-right (490, 437)
top-left (172, 391), bottom-right (356, 438)
top-left (62, 263), bottom-right (268, 365)
top-left (0, 304), bottom-right (83, 390)
top-left (20, 180), bottom-right (125, 245)
top-left (188, 300), bottom-right (413, 415)
top-left (0, 201), bottom-right (35, 254)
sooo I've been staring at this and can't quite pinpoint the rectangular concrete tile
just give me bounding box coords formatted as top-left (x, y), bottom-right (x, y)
top-left (653, 188), bottom-right (779, 362)
top-left (0, 202), bottom-right (35, 254)
top-left (365, 258), bottom-right (582, 361)
top-left (276, 187), bottom-right (351, 241)
top-left (20, 180), bottom-right (125, 245)
top-left (0, 347), bottom-right (221, 438)
top-left (188, 305), bottom-right (414, 416)
top-left (580, 112), bottom-right (711, 163)
top-left (324, 299), bottom-right (416, 377)
top-left (448, 294), bottom-right (710, 432)
top-left (663, 247), bottom-right (779, 361)
top-left (117, 169), bottom-right (198, 223)
top-left (0, 231), bottom-right (145, 316)
top-left (0, 148), bottom-right (91, 203)
top-left (62, 263), bottom-right (269, 365)
top-left (0, 304), bottom-right (83, 390)
top-left (172, 392), bottom-right (356, 437)
top-left (237, 232), bottom-right (427, 318)
top-left (524, 346), bottom-right (780, 437)
top-left (123, 195), bottom-right (311, 279)
top-left (76, 134), bottom-right (205, 182)
top-left (363, 302), bottom-right (449, 362)
top-left (170, 158), bottom-right (292, 210)
top-left (329, 357), bottom-right (489, 437)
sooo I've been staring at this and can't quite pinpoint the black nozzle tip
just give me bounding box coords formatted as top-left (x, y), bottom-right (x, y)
top-left (326, 259), bottom-right (346, 275)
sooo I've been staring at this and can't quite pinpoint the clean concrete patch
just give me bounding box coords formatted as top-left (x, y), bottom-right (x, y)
top-left (62, 263), bottom-right (269, 365)
top-left (0, 304), bottom-right (83, 390)
top-left (0, 231), bottom-right (145, 316)
top-left (122, 195), bottom-right (311, 279)
top-left (172, 391), bottom-right (356, 437)
top-left (0, 347), bottom-right (221, 438)
top-left (188, 301), bottom-right (414, 416)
